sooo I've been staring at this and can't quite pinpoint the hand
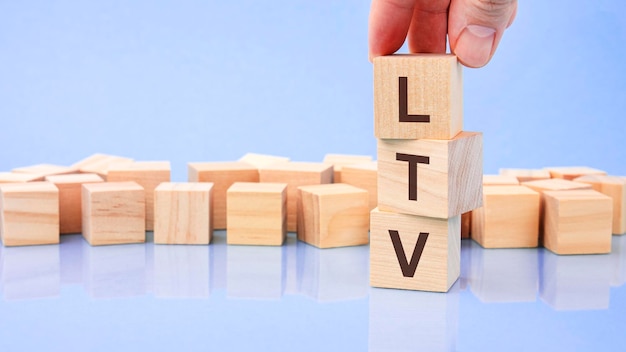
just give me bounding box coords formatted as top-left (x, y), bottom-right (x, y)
top-left (368, 0), bottom-right (517, 68)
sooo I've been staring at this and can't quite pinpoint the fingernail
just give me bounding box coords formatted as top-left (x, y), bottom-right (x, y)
top-left (455, 25), bottom-right (496, 68)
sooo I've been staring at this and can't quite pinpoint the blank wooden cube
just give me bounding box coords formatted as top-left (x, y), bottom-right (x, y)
top-left (259, 162), bottom-right (333, 232)
top-left (574, 175), bottom-right (626, 235)
top-left (12, 164), bottom-right (77, 181)
top-left (45, 173), bottom-right (105, 234)
top-left (341, 161), bottom-right (378, 211)
top-left (378, 131), bottom-right (482, 218)
top-left (0, 182), bottom-right (59, 246)
top-left (543, 189), bottom-right (612, 255)
top-left (107, 161), bottom-right (171, 231)
top-left (154, 182), bottom-right (214, 245)
top-left (322, 154), bottom-right (373, 183)
top-left (188, 161), bottom-right (259, 230)
top-left (226, 182), bottom-right (287, 246)
top-left (370, 208), bottom-right (460, 292)
top-left (545, 166), bottom-right (606, 180)
top-left (499, 168), bottom-right (550, 183)
top-left (82, 182), bottom-right (145, 246)
top-left (483, 174), bottom-right (519, 186)
top-left (0, 172), bottom-right (41, 183)
top-left (238, 153), bottom-right (290, 168)
top-left (71, 153), bottom-right (134, 179)
top-left (471, 185), bottom-right (540, 248)
top-left (297, 183), bottom-right (369, 248)
top-left (374, 54), bottom-right (462, 139)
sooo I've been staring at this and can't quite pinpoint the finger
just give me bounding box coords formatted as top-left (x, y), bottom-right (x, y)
top-left (407, 0), bottom-right (450, 54)
top-left (368, 0), bottom-right (417, 61)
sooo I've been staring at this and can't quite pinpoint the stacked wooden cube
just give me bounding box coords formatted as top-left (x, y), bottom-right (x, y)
top-left (369, 54), bottom-right (483, 293)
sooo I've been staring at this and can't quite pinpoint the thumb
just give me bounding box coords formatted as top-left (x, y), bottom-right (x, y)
top-left (448, 0), bottom-right (517, 68)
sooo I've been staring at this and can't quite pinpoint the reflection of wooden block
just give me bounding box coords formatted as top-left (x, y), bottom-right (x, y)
top-left (188, 161), bottom-right (259, 230)
top-left (499, 168), bottom-right (550, 183)
top-left (461, 212), bottom-right (471, 239)
top-left (12, 164), bottom-right (76, 181)
top-left (45, 173), bottom-right (105, 234)
top-left (0, 172), bottom-right (41, 183)
top-left (483, 174), bottom-right (519, 186)
top-left (374, 54), bottom-right (462, 139)
top-left (226, 182), bottom-right (287, 246)
top-left (82, 182), bottom-right (145, 246)
top-left (341, 161), bottom-right (378, 210)
top-left (297, 184), bottom-right (369, 248)
top-left (370, 208), bottom-right (460, 292)
top-left (0, 182), bottom-right (59, 246)
top-left (574, 175), bottom-right (626, 235)
top-left (71, 153), bottom-right (134, 179)
top-left (471, 186), bottom-right (540, 248)
top-left (545, 166), bottom-right (606, 180)
top-left (107, 161), bottom-right (171, 231)
top-left (259, 162), bottom-right (333, 232)
top-left (378, 132), bottom-right (482, 218)
top-left (322, 154), bottom-right (373, 183)
top-left (238, 153), bottom-right (290, 168)
top-left (543, 189), bottom-right (612, 255)
top-left (154, 182), bottom-right (214, 245)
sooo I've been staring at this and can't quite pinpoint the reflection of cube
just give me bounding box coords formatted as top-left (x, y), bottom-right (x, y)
top-left (0, 182), bottom-right (59, 246)
top-left (227, 245), bottom-right (284, 299)
top-left (543, 189), bottom-right (612, 255)
top-left (226, 182), bottom-right (287, 246)
top-left (45, 173), bottom-right (104, 234)
top-left (154, 182), bottom-right (214, 245)
top-left (472, 186), bottom-right (540, 248)
top-left (298, 183), bottom-right (369, 248)
top-left (82, 182), bottom-right (145, 246)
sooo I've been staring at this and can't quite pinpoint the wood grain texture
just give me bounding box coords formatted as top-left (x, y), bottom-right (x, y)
top-left (259, 162), bottom-right (333, 232)
top-left (370, 208), bottom-right (460, 292)
top-left (499, 168), bottom-right (551, 183)
top-left (374, 54), bottom-right (463, 139)
top-left (543, 189), bottom-right (612, 255)
top-left (154, 182), bottom-right (213, 245)
top-left (226, 182), bottom-right (287, 246)
top-left (188, 161), bottom-right (259, 230)
top-left (574, 175), bottom-right (626, 235)
top-left (11, 164), bottom-right (77, 181)
top-left (238, 153), bottom-right (290, 168)
top-left (297, 183), bottom-right (369, 249)
top-left (71, 153), bottom-right (134, 178)
top-left (0, 182), bottom-right (59, 246)
top-left (45, 173), bottom-right (104, 234)
top-left (545, 166), bottom-right (606, 180)
top-left (341, 161), bottom-right (378, 211)
top-left (0, 172), bottom-right (41, 183)
top-left (377, 131), bottom-right (483, 218)
top-left (322, 154), bottom-right (373, 183)
top-left (471, 185), bottom-right (540, 248)
top-left (107, 161), bottom-right (171, 231)
top-left (82, 182), bottom-right (145, 246)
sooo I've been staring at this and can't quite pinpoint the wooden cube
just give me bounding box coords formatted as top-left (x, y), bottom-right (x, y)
top-left (461, 212), bottom-right (471, 239)
top-left (81, 182), bottom-right (145, 246)
top-left (471, 185), bottom-right (540, 248)
top-left (71, 153), bottom-right (134, 179)
top-left (370, 208), bottom-right (460, 292)
top-left (188, 161), bottom-right (259, 230)
top-left (45, 173), bottom-right (105, 234)
top-left (322, 154), bottom-right (373, 183)
top-left (374, 54), bottom-right (462, 139)
top-left (0, 172), bottom-right (41, 183)
top-left (341, 161), bottom-right (378, 211)
top-left (238, 153), bottom-right (290, 168)
top-left (297, 183), bottom-right (369, 248)
top-left (12, 164), bottom-right (77, 181)
top-left (499, 168), bottom-right (550, 183)
top-left (107, 161), bottom-right (171, 231)
top-left (378, 131), bottom-right (482, 218)
top-left (545, 166), bottom-right (606, 180)
top-left (259, 162), bottom-right (333, 232)
top-left (574, 175), bottom-right (626, 235)
top-left (543, 189), bottom-right (612, 255)
top-left (0, 182), bottom-right (59, 246)
top-left (154, 182), bottom-right (214, 245)
top-left (226, 182), bottom-right (287, 246)
top-left (483, 174), bottom-right (519, 186)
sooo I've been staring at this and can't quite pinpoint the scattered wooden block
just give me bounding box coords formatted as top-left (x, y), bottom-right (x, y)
top-left (322, 154), bottom-right (373, 183)
top-left (226, 182), bottom-right (287, 246)
top-left (188, 161), bottom-right (259, 230)
top-left (0, 182), bottom-right (59, 246)
top-left (45, 173), bottom-right (105, 234)
top-left (374, 54), bottom-right (463, 139)
top-left (461, 212), bottom-right (471, 239)
top-left (377, 131), bottom-right (483, 218)
top-left (154, 182), bottom-right (214, 245)
top-left (11, 164), bottom-right (77, 181)
top-left (81, 182), bottom-right (145, 246)
top-left (573, 175), bottom-right (626, 235)
top-left (0, 172), bottom-right (41, 183)
top-left (483, 174), bottom-right (519, 186)
top-left (370, 208), bottom-right (460, 292)
top-left (107, 161), bottom-right (171, 231)
top-left (545, 166), bottom-right (606, 180)
top-left (543, 189), bottom-right (612, 255)
top-left (259, 162), bottom-right (333, 232)
top-left (471, 185), bottom-right (540, 248)
top-left (297, 183), bottom-right (369, 248)
top-left (499, 168), bottom-right (550, 183)
top-left (238, 153), bottom-right (290, 168)
top-left (341, 161), bottom-right (378, 211)
top-left (71, 153), bottom-right (134, 179)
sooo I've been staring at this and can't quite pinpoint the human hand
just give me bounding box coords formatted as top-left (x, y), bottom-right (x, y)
top-left (368, 0), bottom-right (517, 68)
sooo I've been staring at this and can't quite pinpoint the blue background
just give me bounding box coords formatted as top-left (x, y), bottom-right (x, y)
top-left (1, 1), bottom-right (626, 351)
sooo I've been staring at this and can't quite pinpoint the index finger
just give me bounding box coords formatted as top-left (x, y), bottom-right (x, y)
top-left (368, 0), bottom-right (417, 61)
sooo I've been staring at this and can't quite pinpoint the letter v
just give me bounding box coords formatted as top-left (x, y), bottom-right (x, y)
top-left (389, 230), bottom-right (429, 278)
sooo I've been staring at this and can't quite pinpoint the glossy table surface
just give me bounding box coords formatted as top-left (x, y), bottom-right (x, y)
top-left (0, 232), bottom-right (624, 351)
